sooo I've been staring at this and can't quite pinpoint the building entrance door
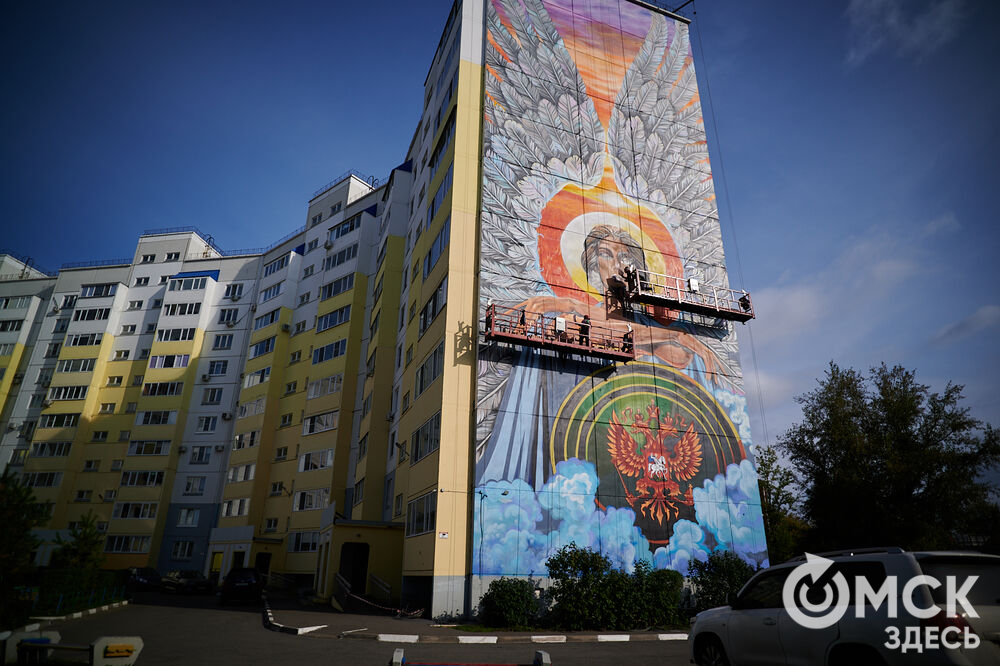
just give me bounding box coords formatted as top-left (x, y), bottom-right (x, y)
top-left (339, 542), bottom-right (369, 596)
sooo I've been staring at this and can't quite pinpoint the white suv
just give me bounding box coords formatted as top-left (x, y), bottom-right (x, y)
top-left (689, 548), bottom-right (1000, 666)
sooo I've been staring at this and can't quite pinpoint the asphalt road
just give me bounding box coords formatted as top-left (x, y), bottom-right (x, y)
top-left (44, 592), bottom-right (692, 665)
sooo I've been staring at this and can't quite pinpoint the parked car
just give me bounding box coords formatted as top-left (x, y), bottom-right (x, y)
top-left (689, 548), bottom-right (1000, 666)
top-left (161, 569), bottom-right (212, 594)
top-left (125, 566), bottom-right (162, 590)
top-left (218, 567), bottom-right (263, 604)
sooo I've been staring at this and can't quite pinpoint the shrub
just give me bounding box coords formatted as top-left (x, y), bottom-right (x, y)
top-left (480, 577), bottom-right (536, 628)
top-left (688, 550), bottom-right (759, 613)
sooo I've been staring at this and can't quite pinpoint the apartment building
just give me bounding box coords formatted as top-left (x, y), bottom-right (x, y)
top-left (3, 0), bottom-right (767, 620)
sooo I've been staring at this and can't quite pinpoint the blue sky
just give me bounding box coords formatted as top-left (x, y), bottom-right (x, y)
top-left (2, 0), bottom-right (997, 446)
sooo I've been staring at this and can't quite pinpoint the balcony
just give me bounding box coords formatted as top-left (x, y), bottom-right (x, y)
top-left (620, 269), bottom-right (754, 322)
top-left (483, 304), bottom-right (635, 362)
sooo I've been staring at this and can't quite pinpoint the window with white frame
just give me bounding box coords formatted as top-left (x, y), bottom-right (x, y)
top-left (202, 388), bottom-right (223, 405)
top-left (226, 463), bottom-right (255, 483)
top-left (120, 471), bottom-right (164, 487)
top-left (263, 255), bottom-right (289, 277)
top-left (242, 367), bottom-right (270, 388)
top-left (415, 341), bottom-right (445, 396)
top-left (218, 308), bottom-right (238, 324)
top-left (169, 277), bottom-right (207, 291)
top-left (232, 430), bottom-right (260, 450)
top-left (128, 440), bottom-right (169, 456)
top-left (113, 502), bottom-right (158, 519)
top-left (293, 488), bottom-right (329, 511)
top-left (177, 508), bottom-right (200, 527)
top-left (208, 360), bottom-right (228, 375)
top-left (306, 374), bottom-right (343, 399)
top-left (298, 448), bottom-right (333, 471)
top-left (222, 498), bottom-right (250, 517)
top-left (195, 416), bottom-right (217, 433)
top-left (213, 334), bottom-right (233, 350)
top-left (183, 476), bottom-right (206, 495)
top-left (22, 472), bottom-right (62, 487)
top-left (149, 354), bottom-right (189, 368)
top-left (411, 412), bottom-right (442, 462)
top-left (248, 336), bottom-right (275, 359)
top-left (406, 491), bottom-right (437, 537)
top-left (224, 283), bottom-right (243, 300)
top-left (171, 540), bottom-right (194, 560)
top-left (288, 531), bottom-right (319, 552)
top-left (105, 535), bottom-right (151, 553)
top-left (189, 446), bottom-right (211, 464)
top-left (302, 411), bottom-right (337, 436)
top-left (258, 282), bottom-right (283, 303)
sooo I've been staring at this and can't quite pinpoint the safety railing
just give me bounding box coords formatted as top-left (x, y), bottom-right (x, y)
top-left (484, 304), bottom-right (635, 361)
top-left (620, 269), bottom-right (754, 322)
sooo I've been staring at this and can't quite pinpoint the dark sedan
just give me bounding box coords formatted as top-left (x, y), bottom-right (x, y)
top-left (218, 568), bottom-right (262, 604)
top-left (161, 570), bottom-right (212, 594)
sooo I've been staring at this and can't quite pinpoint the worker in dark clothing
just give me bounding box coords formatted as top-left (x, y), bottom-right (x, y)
top-left (623, 324), bottom-right (634, 353)
top-left (518, 308), bottom-right (526, 334)
top-left (606, 273), bottom-right (627, 311)
top-left (578, 314), bottom-right (591, 347)
top-left (485, 301), bottom-right (494, 332)
top-left (738, 293), bottom-right (751, 312)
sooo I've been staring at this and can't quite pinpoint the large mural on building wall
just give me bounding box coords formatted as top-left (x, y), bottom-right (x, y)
top-left (474, 0), bottom-right (768, 577)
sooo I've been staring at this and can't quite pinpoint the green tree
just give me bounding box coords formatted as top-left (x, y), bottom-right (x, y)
top-left (755, 445), bottom-right (808, 563)
top-left (0, 469), bottom-right (49, 628)
top-left (51, 510), bottom-right (105, 571)
top-left (688, 550), bottom-right (758, 612)
top-left (777, 362), bottom-right (1000, 551)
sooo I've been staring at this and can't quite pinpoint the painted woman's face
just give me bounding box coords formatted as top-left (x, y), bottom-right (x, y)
top-left (591, 237), bottom-right (637, 289)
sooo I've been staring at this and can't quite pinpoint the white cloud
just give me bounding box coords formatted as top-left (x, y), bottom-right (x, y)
top-left (845, 0), bottom-right (966, 66)
top-left (932, 304), bottom-right (1000, 344)
top-left (921, 211), bottom-right (961, 237)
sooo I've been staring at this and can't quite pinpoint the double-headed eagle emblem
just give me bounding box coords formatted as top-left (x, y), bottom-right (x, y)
top-left (608, 403), bottom-right (702, 524)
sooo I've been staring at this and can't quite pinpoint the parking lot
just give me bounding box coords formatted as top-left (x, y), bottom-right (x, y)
top-left (42, 591), bottom-right (691, 665)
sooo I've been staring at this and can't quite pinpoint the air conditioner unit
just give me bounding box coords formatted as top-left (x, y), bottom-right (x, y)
top-left (214, 445), bottom-right (225, 452)
top-left (281, 324), bottom-right (291, 333)
top-left (230, 294), bottom-right (241, 302)
top-left (250, 304), bottom-right (257, 312)
top-left (6, 423), bottom-right (17, 432)
top-left (42, 400), bottom-right (53, 408)
top-left (202, 374), bottom-right (210, 382)
top-left (178, 445), bottom-right (187, 453)
top-left (221, 412), bottom-right (232, 420)
top-left (51, 306), bottom-right (60, 314)
top-left (324, 240), bottom-right (334, 250)
top-left (225, 321), bottom-right (236, 329)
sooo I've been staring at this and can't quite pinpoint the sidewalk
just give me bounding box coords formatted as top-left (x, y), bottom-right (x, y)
top-left (262, 596), bottom-right (689, 645)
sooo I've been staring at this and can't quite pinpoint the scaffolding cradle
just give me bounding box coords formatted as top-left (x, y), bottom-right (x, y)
top-left (483, 304), bottom-right (635, 362)
top-left (623, 269), bottom-right (755, 323)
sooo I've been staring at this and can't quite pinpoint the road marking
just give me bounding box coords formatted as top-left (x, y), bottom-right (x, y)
top-left (658, 633), bottom-right (688, 641)
top-left (340, 628), bottom-right (368, 635)
top-left (531, 635), bottom-right (567, 643)
top-left (458, 636), bottom-right (498, 644)
top-left (377, 634), bottom-right (420, 643)
top-left (597, 635), bottom-right (630, 642)
top-left (297, 625), bottom-right (327, 635)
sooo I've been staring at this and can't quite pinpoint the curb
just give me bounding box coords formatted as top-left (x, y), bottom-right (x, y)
top-left (261, 594), bottom-right (326, 636)
top-left (335, 630), bottom-right (689, 644)
top-left (29, 600), bottom-right (129, 623)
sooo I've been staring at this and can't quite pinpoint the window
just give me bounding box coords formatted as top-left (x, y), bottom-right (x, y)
top-left (134, 276), bottom-right (150, 286)
top-left (120, 324), bottom-right (136, 335)
top-left (402, 392), bottom-right (410, 412)
top-left (165, 252), bottom-right (180, 261)
top-left (141, 254), bottom-right (155, 263)
top-left (307, 239), bottom-right (319, 252)
top-left (136, 410), bottom-right (175, 425)
top-left (233, 430), bottom-right (260, 450)
top-left (73, 307), bottom-right (111, 321)
top-left (128, 300), bottom-right (143, 310)
top-left (149, 354), bottom-right (189, 368)
top-left (361, 393), bottom-right (372, 418)
top-left (66, 333), bottom-right (102, 347)
top-left (218, 308), bottom-right (238, 323)
top-left (319, 273), bottom-right (354, 300)
top-left (22, 472), bottom-right (63, 487)
top-left (298, 448), bottom-right (334, 471)
top-left (132, 374), bottom-right (144, 386)
top-left (242, 367), bottom-right (270, 388)
top-left (423, 216), bottom-right (451, 278)
top-left (302, 412), bottom-right (338, 436)
top-left (145, 323), bottom-right (156, 333)
top-left (426, 165), bottom-right (453, 229)
top-left (279, 413), bottom-right (293, 427)
top-left (317, 305), bottom-right (351, 332)
top-left (53, 318), bottom-right (70, 333)
top-left (288, 531), bottom-right (319, 552)
top-left (0, 319), bottom-right (22, 333)
top-left (249, 336), bottom-right (275, 359)
top-left (152, 298), bottom-right (162, 309)
top-left (47, 385), bottom-right (88, 401)
top-left (106, 376), bottom-right (123, 387)
top-left (224, 283), bottom-right (244, 300)
top-left (419, 277), bottom-right (448, 335)
top-left (311, 213), bottom-right (322, 227)
top-left (237, 397), bottom-right (266, 419)
top-left (293, 488), bottom-right (329, 511)
top-left (357, 434), bottom-right (368, 460)
top-left (259, 282), bottom-right (283, 302)
top-left (142, 381), bottom-right (183, 396)
top-left (139, 348), bottom-right (150, 359)
top-left (226, 463), bottom-right (255, 483)
top-left (306, 373), bottom-right (343, 399)
top-left (171, 541), bottom-right (193, 560)
top-left (270, 482), bottom-right (285, 496)
top-left (128, 440), bottom-right (169, 456)
top-left (298, 292), bottom-right (310, 306)
top-left (155, 328), bottom-right (195, 342)
top-left (213, 334), bottom-right (233, 350)
top-left (113, 349), bottom-right (130, 362)
top-left (91, 431), bottom-right (108, 442)
top-left (195, 416), bottom-right (217, 433)
top-left (322, 244), bottom-right (358, 271)
top-left (105, 535), bottom-right (151, 554)
top-left (208, 360), bottom-right (228, 375)
top-left (406, 492), bottom-right (437, 536)
top-left (30, 441), bottom-right (72, 457)
top-left (330, 213), bottom-right (362, 239)
top-left (99, 402), bottom-right (115, 414)
top-left (415, 341), bottom-right (445, 396)
top-left (39, 413), bottom-right (80, 429)
top-left (159, 275), bottom-right (169, 284)
top-left (163, 302), bottom-right (201, 316)
top-left (312, 339), bottom-right (347, 364)
top-left (411, 412), bottom-right (441, 462)
top-left (289, 350), bottom-right (301, 363)
top-left (253, 308), bottom-right (279, 330)
top-left (184, 476), bottom-right (206, 496)
top-left (120, 471), bottom-right (164, 487)
top-left (330, 202), bottom-right (342, 215)
top-left (302, 264), bottom-right (314, 278)
top-left (264, 518), bottom-right (278, 533)
top-left (406, 346), bottom-right (413, 366)
top-left (80, 282), bottom-right (118, 298)
top-left (221, 498), bottom-right (250, 517)
top-left (202, 388), bottom-right (223, 405)
top-left (169, 277), bottom-right (207, 291)
top-left (263, 255), bottom-right (289, 276)
top-left (177, 508), bottom-right (200, 527)
top-left (119, 428), bottom-right (132, 439)
top-left (44, 342), bottom-right (61, 358)
top-left (189, 446), bottom-right (211, 464)
top-left (294, 321), bottom-right (306, 334)
top-left (274, 446), bottom-right (288, 460)
top-left (0, 295), bottom-right (31, 309)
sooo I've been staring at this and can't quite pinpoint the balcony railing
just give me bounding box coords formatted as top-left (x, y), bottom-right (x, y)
top-left (484, 304), bottom-right (635, 362)
top-left (620, 269), bottom-right (754, 322)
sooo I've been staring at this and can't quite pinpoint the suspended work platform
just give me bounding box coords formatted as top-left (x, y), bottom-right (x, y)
top-left (483, 304), bottom-right (635, 362)
top-left (617, 269), bottom-right (754, 322)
